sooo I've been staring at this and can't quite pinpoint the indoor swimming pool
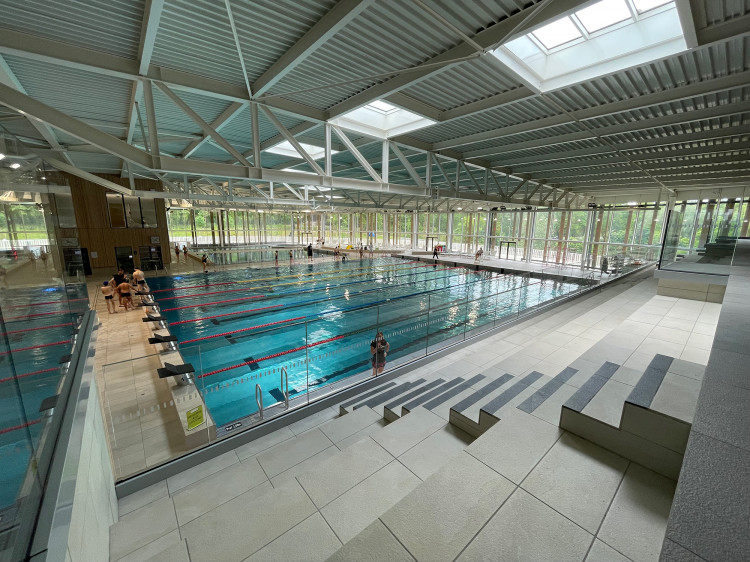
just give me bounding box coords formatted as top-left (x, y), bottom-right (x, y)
top-left (148, 258), bottom-right (582, 429)
top-left (0, 284), bottom-right (87, 509)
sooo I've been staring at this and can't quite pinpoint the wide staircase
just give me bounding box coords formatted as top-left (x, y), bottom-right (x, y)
top-left (144, 338), bottom-right (703, 561)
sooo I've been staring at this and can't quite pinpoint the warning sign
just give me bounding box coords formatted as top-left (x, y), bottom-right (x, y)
top-left (186, 406), bottom-right (205, 430)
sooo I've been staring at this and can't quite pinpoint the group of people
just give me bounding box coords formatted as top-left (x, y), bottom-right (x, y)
top-left (174, 244), bottom-right (189, 262)
top-left (100, 267), bottom-right (147, 313)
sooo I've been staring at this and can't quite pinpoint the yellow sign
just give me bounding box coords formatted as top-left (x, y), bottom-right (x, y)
top-left (186, 406), bottom-right (205, 430)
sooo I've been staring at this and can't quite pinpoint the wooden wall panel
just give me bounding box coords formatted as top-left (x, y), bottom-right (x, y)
top-left (62, 173), bottom-right (172, 272)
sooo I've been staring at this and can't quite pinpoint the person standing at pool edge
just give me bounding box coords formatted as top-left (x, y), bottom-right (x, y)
top-left (274, 250), bottom-right (279, 266)
top-left (201, 254), bottom-right (208, 273)
top-left (370, 331), bottom-right (390, 377)
top-left (307, 243), bottom-right (313, 262)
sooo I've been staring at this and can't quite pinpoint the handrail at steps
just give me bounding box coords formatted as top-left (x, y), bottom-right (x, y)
top-left (255, 383), bottom-right (264, 420)
top-left (281, 366), bottom-right (289, 409)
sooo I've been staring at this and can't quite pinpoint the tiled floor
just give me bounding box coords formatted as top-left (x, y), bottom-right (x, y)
top-left (108, 271), bottom-right (718, 561)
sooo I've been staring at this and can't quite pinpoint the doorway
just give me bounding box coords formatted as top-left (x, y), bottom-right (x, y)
top-left (138, 245), bottom-right (164, 272)
top-left (114, 246), bottom-right (135, 272)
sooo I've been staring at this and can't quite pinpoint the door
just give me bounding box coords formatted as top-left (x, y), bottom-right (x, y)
top-left (138, 245), bottom-right (163, 272)
top-left (114, 246), bottom-right (135, 272)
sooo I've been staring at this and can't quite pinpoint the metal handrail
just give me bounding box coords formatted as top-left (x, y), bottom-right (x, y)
top-left (255, 384), bottom-right (263, 420)
top-left (280, 366), bottom-right (289, 409)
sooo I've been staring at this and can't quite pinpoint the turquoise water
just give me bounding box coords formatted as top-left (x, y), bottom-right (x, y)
top-left (148, 258), bottom-right (580, 429)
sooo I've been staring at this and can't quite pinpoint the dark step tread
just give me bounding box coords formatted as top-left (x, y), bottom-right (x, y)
top-left (563, 361), bottom-right (620, 412)
top-left (627, 354), bottom-right (674, 408)
top-left (400, 377), bottom-right (467, 412)
top-left (451, 374), bottom-right (514, 413)
top-left (421, 374), bottom-right (487, 410)
top-left (339, 381), bottom-right (398, 410)
top-left (384, 378), bottom-right (446, 412)
top-left (353, 379), bottom-right (426, 410)
top-left (481, 371), bottom-right (544, 415)
top-left (517, 367), bottom-right (578, 414)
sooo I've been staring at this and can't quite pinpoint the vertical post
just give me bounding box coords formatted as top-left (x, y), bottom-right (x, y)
top-left (446, 213), bottom-right (454, 251)
top-left (411, 212), bottom-right (418, 249)
top-left (580, 210), bottom-right (594, 271)
top-left (141, 81), bottom-right (160, 166)
top-left (382, 141), bottom-right (389, 185)
top-left (251, 102), bottom-right (261, 168)
top-left (325, 123), bottom-right (333, 177)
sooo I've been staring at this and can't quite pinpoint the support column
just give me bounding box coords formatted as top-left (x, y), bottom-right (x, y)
top-left (446, 213), bottom-right (454, 251)
top-left (411, 212), bottom-right (418, 249)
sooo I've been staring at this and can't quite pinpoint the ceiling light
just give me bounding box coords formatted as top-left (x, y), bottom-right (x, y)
top-left (627, 201), bottom-right (638, 206)
top-left (0, 153), bottom-right (5, 160)
top-left (41, 176), bottom-right (46, 180)
top-left (257, 210), bottom-right (264, 213)
top-left (575, 0), bottom-right (631, 33)
top-left (10, 162), bottom-right (21, 169)
top-left (456, 207), bottom-right (462, 211)
top-left (477, 207), bottom-right (483, 210)
top-left (532, 17), bottom-right (582, 49)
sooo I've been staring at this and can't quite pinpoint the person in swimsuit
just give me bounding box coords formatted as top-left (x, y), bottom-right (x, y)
top-left (289, 249), bottom-right (293, 264)
top-left (182, 245), bottom-right (188, 260)
top-left (370, 331), bottom-right (390, 377)
top-left (112, 268), bottom-right (125, 306)
top-left (201, 254), bottom-right (208, 273)
top-left (101, 281), bottom-right (117, 314)
top-left (433, 246), bottom-right (439, 259)
top-left (307, 244), bottom-right (313, 262)
top-left (175, 244), bottom-right (181, 262)
top-left (274, 250), bottom-right (279, 266)
top-left (116, 281), bottom-right (133, 311)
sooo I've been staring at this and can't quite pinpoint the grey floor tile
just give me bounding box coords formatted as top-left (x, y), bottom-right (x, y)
top-left (585, 539), bottom-right (630, 562)
top-left (530, 382), bottom-right (579, 426)
top-left (233, 426), bottom-right (295, 461)
top-left (381, 451), bottom-right (515, 562)
top-left (690, 380), bottom-right (750, 452)
top-left (287, 406), bottom-right (339, 435)
top-left (665, 433), bottom-right (750, 561)
top-left (183, 479), bottom-right (316, 562)
top-left (297, 437), bottom-right (394, 508)
top-left (256, 427), bottom-right (333, 478)
top-left (397, 425), bottom-right (473, 481)
top-left (326, 519), bottom-right (414, 562)
top-left (245, 513), bottom-right (341, 562)
top-left (651, 373), bottom-right (701, 423)
top-left (118, 480), bottom-right (168, 517)
top-left (467, 408), bottom-right (562, 485)
top-left (522, 433), bottom-right (628, 534)
top-left (458, 488), bottom-right (593, 562)
top-left (610, 365), bottom-right (643, 386)
top-left (371, 407), bottom-right (446, 457)
top-left (319, 406), bottom-right (381, 444)
top-left (582, 378), bottom-right (633, 427)
top-left (166, 451), bottom-right (239, 494)
top-left (336, 419), bottom-right (387, 450)
top-left (110, 496), bottom-right (178, 561)
top-left (145, 537), bottom-right (190, 562)
top-left (703, 349), bottom-right (750, 390)
top-left (667, 359), bottom-right (705, 382)
top-left (598, 463), bottom-right (676, 562)
top-left (116, 529), bottom-right (182, 562)
top-left (660, 538), bottom-right (705, 561)
top-left (172, 458), bottom-right (269, 526)
top-left (269, 445), bottom-right (340, 488)
top-left (321, 460), bottom-right (421, 544)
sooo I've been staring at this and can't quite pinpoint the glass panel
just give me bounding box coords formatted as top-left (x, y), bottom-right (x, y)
top-left (575, 0), bottom-right (631, 33)
top-left (532, 16), bottom-right (582, 49)
top-left (53, 193), bottom-right (77, 228)
top-left (140, 198), bottom-right (158, 228)
top-left (107, 194), bottom-right (126, 228)
top-left (632, 0), bottom-right (672, 13)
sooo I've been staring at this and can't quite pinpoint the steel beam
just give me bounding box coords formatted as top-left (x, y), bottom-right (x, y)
top-left (331, 125), bottom-right (382, 182)
top-left (259, 105), bottom-right (324, 174)
top-left (182, 102), bottom-right (245, 158)
top-left (253, 0), bottom-right (376, 96)
top-left (389, 144), bottom-right (426, 189)
top-left (326, 0), bottom-right (591, 118)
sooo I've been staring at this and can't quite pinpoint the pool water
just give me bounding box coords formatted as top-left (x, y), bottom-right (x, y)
top-left (148, 258), bottom-right (581, 429)
top-left (0, 283), bottom-right (87, 509)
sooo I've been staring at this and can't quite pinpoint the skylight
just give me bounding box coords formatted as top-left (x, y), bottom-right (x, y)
top-left (329, 100), bottom-right (437, 139)
top-left (576, 0), bottom-right (632, 33)
top-left (532, 17), bottom-right (582, 49)
top-left (494, 0), bottom-right (686, 93)
top-left (632, 0), bottom-right (671, 12)
top-left (266, 141), bottom-right (338, 160)
top-left (367, 100), bottom-right (398, 113)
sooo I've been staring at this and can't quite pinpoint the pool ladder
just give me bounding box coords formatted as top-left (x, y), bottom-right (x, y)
top-left (255, 367), bottom-right (289, 421)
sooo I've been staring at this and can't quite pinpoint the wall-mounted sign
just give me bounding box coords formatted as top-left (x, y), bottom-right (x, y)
top-left (90, 251), bottom-right (98, 259)
top-left (60, 237), bottom-right (79, 247)
top-left (186, 405), bottom-right (204, 430)
top-left (150, 236), bottom-right (161, 244)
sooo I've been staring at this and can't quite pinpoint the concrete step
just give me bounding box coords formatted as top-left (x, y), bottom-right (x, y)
top-left (559, 356), bottom-right (692, 479)
top-left (448, 374), bottom-right (515, 437)
top-left (395, 376), bottom-right (468, 416)
top-left (337, 380), bottom-right (397, 415)
top-left (351, 378), bottom-right (427, 412)
top-left (620, 358), bottom-right (703, 454)
top-left (381, 378), bottom-right (446, 422)
top-left (408, 373), bottom-right (486, 418)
